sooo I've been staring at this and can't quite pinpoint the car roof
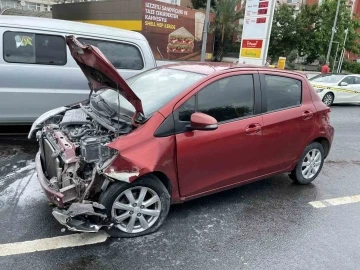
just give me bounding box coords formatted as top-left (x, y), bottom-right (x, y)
top-left (0, 16), bottom-right (146, 41)
top-left (163, 62), bottom-right (307, 77)
top-left (314, 73), bottom-right (348, 76)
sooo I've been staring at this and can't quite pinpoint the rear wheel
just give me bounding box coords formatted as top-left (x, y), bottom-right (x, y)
top-left (100, 176), bottom-right (170, 237)
top-left (322, 92), bottom-right (334, 106)
top-left (289, 142), bottom-right (325, 185)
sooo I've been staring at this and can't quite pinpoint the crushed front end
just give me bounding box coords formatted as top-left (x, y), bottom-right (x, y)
top-left (32, 105), bottom-right (130, 232)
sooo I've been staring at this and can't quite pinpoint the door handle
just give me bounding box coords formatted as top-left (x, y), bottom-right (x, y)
top-left (245, 123), bottom-right (262, 135)
top-left (302, 110), bottom-right (313, 120)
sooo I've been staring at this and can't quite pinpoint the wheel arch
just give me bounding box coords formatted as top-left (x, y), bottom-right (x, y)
top-left (312, 137), bottom-right (330, 158)
top-left (104, 171), bottom-right (173, 196)
top-left (323, 91), bottom-right (335, 102)
top-left (149, 171), bottom-right (172, 196)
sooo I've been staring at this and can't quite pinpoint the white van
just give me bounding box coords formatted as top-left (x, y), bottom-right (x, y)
top-left (0, 16), bottom-right (157, 124)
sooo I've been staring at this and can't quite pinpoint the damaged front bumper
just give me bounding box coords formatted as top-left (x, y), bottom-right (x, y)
top-left (52, 203), bottom-right (113, 233)
top-left (35, 152), bottom-right (113, 233)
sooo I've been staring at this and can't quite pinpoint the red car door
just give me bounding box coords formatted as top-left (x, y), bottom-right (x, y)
top-left (258, 72), bottom-right (316, 176)
top-left (174, 72), bottom-right (263, 199)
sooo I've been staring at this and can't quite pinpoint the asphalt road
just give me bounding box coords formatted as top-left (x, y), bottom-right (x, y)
top-left (0, 105), bottom-right (359, 270)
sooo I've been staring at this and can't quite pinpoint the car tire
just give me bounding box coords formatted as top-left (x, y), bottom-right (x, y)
top-left (289, 142), bottom-right (325, 185)
top-left (99, 175), bottom-right (170, 238)
top-left (322, 92), bottom-right (334, 106)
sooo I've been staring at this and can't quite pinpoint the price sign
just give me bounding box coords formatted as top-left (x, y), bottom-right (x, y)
top-left (258, 8), bottom-right (268, 15)
top-left (240, 0), bottom-right (275, 64)
top-left (256, 17), bottom-right (266, 23)
top-left (259, 1), bottom-right (269, 8)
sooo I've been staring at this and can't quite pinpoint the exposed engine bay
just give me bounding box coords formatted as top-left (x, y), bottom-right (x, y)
top-left (35, 103), bottom-right (134, 232)
top-left (30, 36), bottom-right (150, 235)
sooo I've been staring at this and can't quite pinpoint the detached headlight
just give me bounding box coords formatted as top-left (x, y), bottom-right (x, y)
top-left (316, 88), bottom-right (324, 93)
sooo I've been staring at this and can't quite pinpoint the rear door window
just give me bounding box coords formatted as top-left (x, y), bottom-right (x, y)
top-left (342, 76), bottom-right (355, 85)
top-left (3, 32), bottom-right (66, 65)
top-left (264, 75), bottom-right (302, 112)
top-left (78, 38), bottom-right (144, 70)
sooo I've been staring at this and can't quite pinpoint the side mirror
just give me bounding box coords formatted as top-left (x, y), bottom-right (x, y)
top-left (340, 81), bottom-right (348, 86)
top-left (187, 112), bottom-right (218, 131)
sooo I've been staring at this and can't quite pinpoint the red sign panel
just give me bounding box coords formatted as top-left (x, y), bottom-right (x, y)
top-left (256, 17), bottom-right (266, 23)
top-left (242, 39), bottom-right (263, 49)
top-left (258, 8), bottom-right (268, 15)
top-left (259, 1), bottom-right (269, 8)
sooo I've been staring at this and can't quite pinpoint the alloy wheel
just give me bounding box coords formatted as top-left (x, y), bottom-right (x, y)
top-left (323, 94), bottom-right (333, 106)
top-left (111, 186), bottom-right (161, 234)
top-left (301, 149), bottom-right (322, 179)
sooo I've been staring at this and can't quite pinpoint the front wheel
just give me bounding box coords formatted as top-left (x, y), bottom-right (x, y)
top-left (289, 142), bottom-right (325, 185)
top-left (322, 92), bottom-right (334, 106)
top-left (100, 176), bottom-right (170, 238)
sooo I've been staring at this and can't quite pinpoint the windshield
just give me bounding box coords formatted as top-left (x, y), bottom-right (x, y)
top-left (98, 68), bottom-right (205, 117)
top-left (310, 74), bottom-right (345, 83)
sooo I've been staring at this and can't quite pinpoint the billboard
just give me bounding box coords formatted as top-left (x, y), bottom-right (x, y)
top-left (142, 0), bottom-right (215, 61)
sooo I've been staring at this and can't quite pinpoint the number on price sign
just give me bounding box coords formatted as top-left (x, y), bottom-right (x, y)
top-left (256, 17), bottom-right (266, 23)
top-left (258, 8), bottom-right (268, 15)
top-left (258, 1), bottom-right (269, 8)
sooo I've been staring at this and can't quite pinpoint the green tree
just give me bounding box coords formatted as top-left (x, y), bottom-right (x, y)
top-left (210, 0), bottom-right (243, 61)
top-left (269, 0), bottom-right (360, 64)
top-left (268, 4), bottom-right (297, 61)
top-left (294, 4), bottom-right (320, 63)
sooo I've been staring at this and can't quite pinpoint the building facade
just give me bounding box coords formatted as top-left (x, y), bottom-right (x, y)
top-left (0, 0), bottom-right (55, 11)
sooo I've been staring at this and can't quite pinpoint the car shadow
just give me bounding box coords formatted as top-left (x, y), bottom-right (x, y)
top-left (168, 174), bottom-right (319, 219)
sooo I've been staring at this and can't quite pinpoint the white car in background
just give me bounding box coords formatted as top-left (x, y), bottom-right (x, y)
top-left (309, 74), bottom-right (360, 106)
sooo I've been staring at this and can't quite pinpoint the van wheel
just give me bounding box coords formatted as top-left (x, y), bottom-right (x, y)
top-left (100, 176), bottom-right (170, 238)
top-left (322, 93), bottom-right (334, 106)
top-left (289, 142), bottom-right (325, 185)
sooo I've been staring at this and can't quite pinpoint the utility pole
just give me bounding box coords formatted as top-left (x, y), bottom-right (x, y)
top-left (337, 0), bottom-right (354, 73)
top-left (337, 29), bottom-right (348, 73)
top-left (326, 0), bottom-right (341, 64)
top-left (200, 0), bottom-right (211, 62)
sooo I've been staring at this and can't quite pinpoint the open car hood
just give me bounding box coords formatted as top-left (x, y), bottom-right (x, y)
top-left (66, 36), bottom-right (144, 114)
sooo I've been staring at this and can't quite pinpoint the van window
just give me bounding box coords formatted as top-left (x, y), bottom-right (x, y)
top-left (78, 38), bottom-right (144, 70)
top-left (3, 32), bottom-right (66, 65)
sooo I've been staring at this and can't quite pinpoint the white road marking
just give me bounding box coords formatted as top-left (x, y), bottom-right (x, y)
top-left (309, 195), bottom-right (360, 208)
top-left (0, 231), bottom-right (109, 257)
top-left (309, 201), bottom-right (326, 208)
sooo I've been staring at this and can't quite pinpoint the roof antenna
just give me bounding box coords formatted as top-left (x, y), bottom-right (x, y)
top-left (117, 83), bottom-right (121, 137)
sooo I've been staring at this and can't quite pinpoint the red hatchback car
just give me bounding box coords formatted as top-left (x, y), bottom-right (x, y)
top-left (29, 36), bottom-right (334, 237)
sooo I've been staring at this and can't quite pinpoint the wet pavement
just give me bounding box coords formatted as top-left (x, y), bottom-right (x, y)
top-left (0, 105), bottom-right (360, 270)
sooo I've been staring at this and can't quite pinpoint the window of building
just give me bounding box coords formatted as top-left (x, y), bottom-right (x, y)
top-left (5, 1), bottom-right (17, 8)
top-left (26, 2), bottom-right (41, 10)
top-left (44, 4), bottom-right (52, 11)
top-left (264, 75), bottom-right (302, 112)
top-left (3, 32), bottom-right (66, 65)
top-left (78, 38), bottom-right (144, 70)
